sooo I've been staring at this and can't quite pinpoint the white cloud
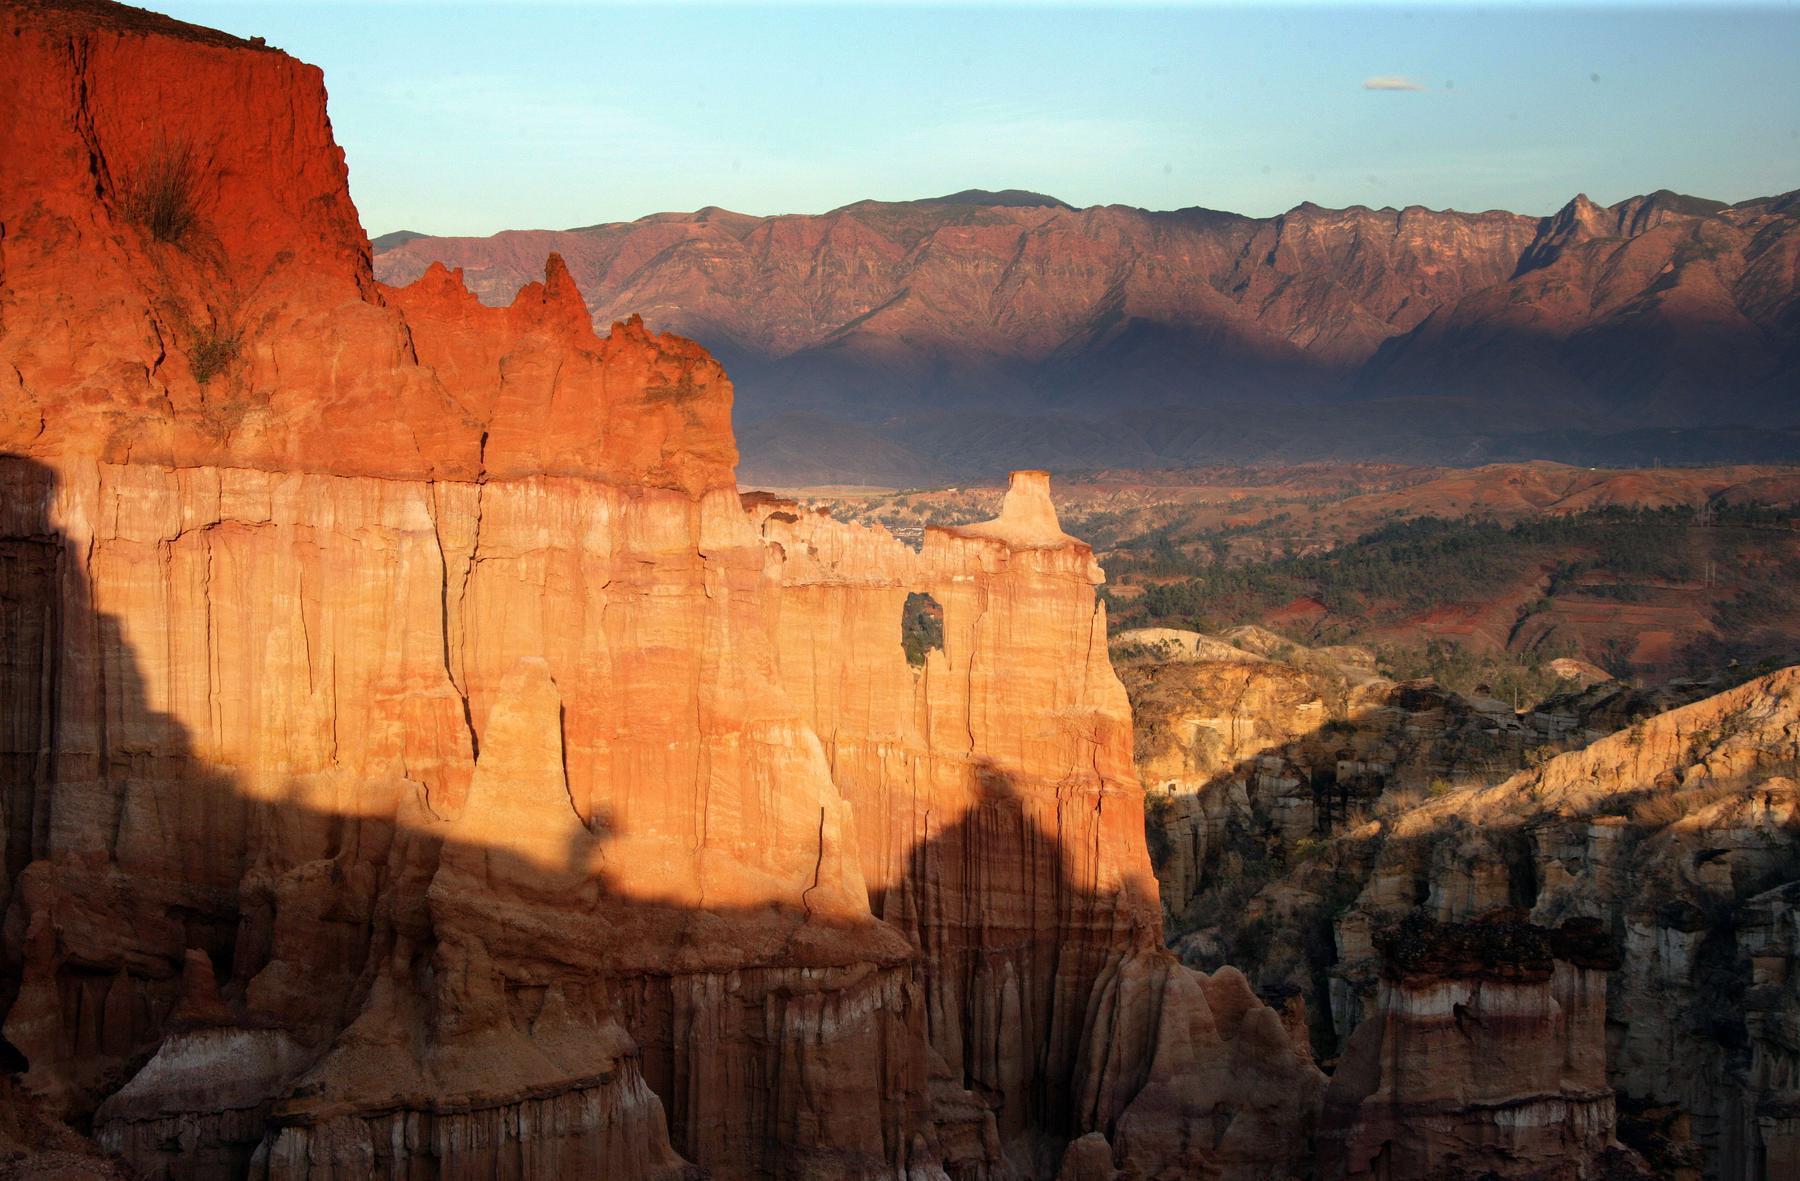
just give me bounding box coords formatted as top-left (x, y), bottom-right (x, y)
top-left (1363, 75), bottom-right (1428, 92)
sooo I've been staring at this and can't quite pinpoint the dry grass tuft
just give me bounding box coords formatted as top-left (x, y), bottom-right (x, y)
top-left (189, 324), bottom-right (240, 384)
top-left (125, 139), bottom-right (201, 244)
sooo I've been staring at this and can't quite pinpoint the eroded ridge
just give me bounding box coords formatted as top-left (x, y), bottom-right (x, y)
top-left (0, 3), bottom-right (1320, 1178)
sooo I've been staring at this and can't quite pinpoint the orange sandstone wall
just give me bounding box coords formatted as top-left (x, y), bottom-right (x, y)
top-left (0, 4), bottom-right (1319, 1179)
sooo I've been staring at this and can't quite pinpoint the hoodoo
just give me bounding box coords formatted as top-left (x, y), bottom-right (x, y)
top-left (0, 2), bottom-right (1319, 1178)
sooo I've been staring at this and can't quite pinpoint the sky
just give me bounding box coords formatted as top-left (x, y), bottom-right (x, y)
top-left (154, 1), bottom-right (1800, 237)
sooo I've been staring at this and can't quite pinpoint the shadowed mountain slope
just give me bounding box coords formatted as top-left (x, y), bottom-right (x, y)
top-left (376, 189), bottom-right (1800, 483)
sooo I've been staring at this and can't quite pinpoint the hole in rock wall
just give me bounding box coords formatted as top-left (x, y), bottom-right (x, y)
top-left (901, 592), bottom-right (944, 669)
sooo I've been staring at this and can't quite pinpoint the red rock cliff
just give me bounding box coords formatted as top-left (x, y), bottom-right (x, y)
top-left (0, 3), bottom-right (1319, 1179)
top-left (0, 0), bottom-right (731, 491)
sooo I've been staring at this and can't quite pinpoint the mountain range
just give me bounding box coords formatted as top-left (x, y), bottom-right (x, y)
top-left (373, 187), bottom-right (1800, 485)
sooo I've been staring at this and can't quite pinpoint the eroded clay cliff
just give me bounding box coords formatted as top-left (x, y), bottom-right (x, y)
top-left (1319, 912), bottom-right (1629, 1181)
top-left (0, 3), bottom-right (1319, 1178)
top-left (1133, 622), bottom-right (1800, 1179)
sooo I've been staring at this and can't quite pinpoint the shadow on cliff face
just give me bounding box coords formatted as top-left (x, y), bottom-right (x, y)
top-left (0, 453), bottom-right (1203, 1181)
top-left (1, 457), bottom-right (247, 1037)
top-left (1136, 676), bottom-right (1563, 1049)
top-left (1132, 653), bottom-right (1800, 1177)
top-left (0, 454), bottom-right (452, 1167)
top-left (0, 454), bottom-right (657, 1175)
top-left (869, 755), bottom-right (1178, 1170)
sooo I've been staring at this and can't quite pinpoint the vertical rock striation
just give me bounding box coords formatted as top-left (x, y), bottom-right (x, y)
top-left (1319, 913), bottom-right (1625, 1181)
top-left (749, 474), bottom-right (1323, 1176)
top-left (0, 3), bottom-right (1319, 1179)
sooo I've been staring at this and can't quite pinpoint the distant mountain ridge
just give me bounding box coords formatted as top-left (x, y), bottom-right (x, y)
top-left (373, 188), bottom-right (1800, 484)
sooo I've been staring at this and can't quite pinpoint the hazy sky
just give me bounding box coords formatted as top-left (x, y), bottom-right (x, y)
top-left (155, 1), bottom-right (1800, 236)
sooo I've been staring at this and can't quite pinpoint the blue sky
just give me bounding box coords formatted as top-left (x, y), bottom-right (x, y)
top-left (156, 2), bottom-right (1800, 236)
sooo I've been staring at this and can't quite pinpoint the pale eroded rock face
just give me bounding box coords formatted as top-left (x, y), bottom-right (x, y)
top-left (0, 3), bottom-right (1320, 1179)
top-left (1148, 647), bottom-right (1800, 1179)
top-left (1123, 643), bottom-right (1628, 940)
top-left (747, 480), bottom-right (1324, 1176)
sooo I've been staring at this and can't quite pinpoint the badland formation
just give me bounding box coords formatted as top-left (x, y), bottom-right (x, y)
top-left (0, 3), bottom-right (1795, 1180)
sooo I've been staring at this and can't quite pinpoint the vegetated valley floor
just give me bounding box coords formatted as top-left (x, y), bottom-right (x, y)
top-left (797, 460), bottom-right (1800, 703)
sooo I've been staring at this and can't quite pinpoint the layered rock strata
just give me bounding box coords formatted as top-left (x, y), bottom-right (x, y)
top-left (1345, 669), bottom-right (1800, 1181)
top-left (0, 3), bottom-right (1319, 1179)
top-left (1140, 640), bottom-right (1800, 1178)
top-left (1122, 636), bottom-right (1668, 935)
top-left (1319, 912), bottom-right (1625, 1181)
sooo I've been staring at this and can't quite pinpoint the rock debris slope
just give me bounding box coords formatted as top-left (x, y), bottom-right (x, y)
top-left (0, 2), bottom-right (1317, 1178)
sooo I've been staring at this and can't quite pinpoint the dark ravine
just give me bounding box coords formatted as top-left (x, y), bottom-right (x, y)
top-left (375, 188), bottom-right (1800, 483)
top-left (1125, 628), bottom-right (1800, 1181)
